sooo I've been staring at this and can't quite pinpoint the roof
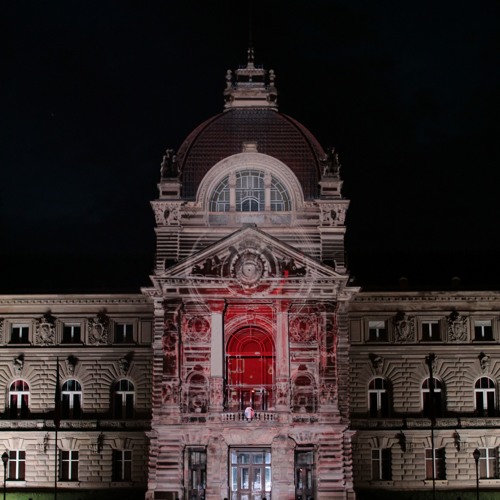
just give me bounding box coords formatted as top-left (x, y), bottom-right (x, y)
top-left (177, 107), bottom-right (327, 200)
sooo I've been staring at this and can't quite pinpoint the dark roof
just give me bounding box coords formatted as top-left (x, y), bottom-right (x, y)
top-left (177, 108), bottom-right (326, 200)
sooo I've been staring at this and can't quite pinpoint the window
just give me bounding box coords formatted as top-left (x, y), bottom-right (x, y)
top-left (369, 378), bottom-right (390, 417)
top-left (61, 380), bottom-right (82, 419)
top-left (188, 449), bottom-right (207, 500)
top-left (295, 449), bottom-right (314, 499)
top-left (210, 170), bottom-right (291, 212)
top-left (62, 324), bottom-right (81, 343)
top-left (115, 323), bottom-right (133, 343)
top-left (426, 448), bottom-right (446, 480)
top-left (478, 448), bottom-right (498, 478)
top-left (368, 321), bottom-right (387, 342)
top-left (422, 378), bottom-right (443, 418)
top-left (422, 321), bottom-right (441, 341)
top-left (371, 448), bottom-right (391, 480)
top-left (60, 450), bottom-right (78, 481)
top-left (8, 450), bottom-right (25, 480)
top-left (230, 449), bottom-right (271, 499)
top-left (9, 380), bottom-right (29, 418)
top-left (10, 325), bottom-right (29, 344)
top-left (114, 380), bottom-right (135, 418)
top-left (475, 320), bottom-right (493, 341)
top-left (113, 450), bottom-right (132, 481)
top-left (475, 377), bottom-right (496, 416)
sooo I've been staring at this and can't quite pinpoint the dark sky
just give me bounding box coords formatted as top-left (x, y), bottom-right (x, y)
top-left (3, 1), bottom-right (499, 292)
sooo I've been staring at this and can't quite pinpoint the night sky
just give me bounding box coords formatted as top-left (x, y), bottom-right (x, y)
top-left (3, 1), bottom-right (499, 293)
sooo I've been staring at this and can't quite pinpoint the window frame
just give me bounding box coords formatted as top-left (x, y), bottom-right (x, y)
top-left (478, 447), bottom-right (498, 479)
top-left (474, 320), bottom-right (494, 341)
top-left (114, 323), bottom-right (134, 344)
top-left (426, 448), bottom-right (446, 480)
top-left (421, 320), bottom-right (441, 342)
top-left (9, 380), bottom-right (30, 418)
top-left (368, 378), bottom-right (390, 418)
top-left (62, 323), bottom-right (82, 344)
top-left (368, 320), bottom-right (388, 342)
top-left (371, 448), bottom-right (392, 481)
top-left (60, 450), bottom-right (79, 481)
top-left (112, 449), bottom-right (132, 481)
top-left (61, 379), bottom-right (82, 419)
top-left (421, 378), bottom-right (443, 418)
top-left (10, 324), bottom-right (30, 344)
top-left (475, 377), bottom-right (496, 416)
top-left (8, 450), bottom-right (26, 480)
top-left (113, 379), bottom-right (135, 419)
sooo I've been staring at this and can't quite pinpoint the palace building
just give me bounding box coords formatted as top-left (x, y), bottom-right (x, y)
top-left (1, 51), bottom-right (500, 500)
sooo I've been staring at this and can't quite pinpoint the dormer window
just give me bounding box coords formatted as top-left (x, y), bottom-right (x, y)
top-left (210, 169), bottom-right (290, 212)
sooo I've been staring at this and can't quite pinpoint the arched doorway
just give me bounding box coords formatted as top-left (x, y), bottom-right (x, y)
top-left (226, 326), bottom-right (275, 411)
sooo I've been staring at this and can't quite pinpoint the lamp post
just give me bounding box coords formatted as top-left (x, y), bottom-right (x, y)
top-left (1, 452), bottom-right (8, 500)
top-left (473, 448), bottom-right (480, 500)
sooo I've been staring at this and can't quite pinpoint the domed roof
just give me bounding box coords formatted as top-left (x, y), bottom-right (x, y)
top-left (177, 108), bottom-right (327, 200)
top-left (175, 50), bottom-right (327, 201)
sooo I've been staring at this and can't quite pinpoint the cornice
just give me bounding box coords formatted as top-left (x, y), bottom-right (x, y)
top-left (353, 292), bottom-right (500, 304)
top-left (0, 294), bottom-right (152, 306)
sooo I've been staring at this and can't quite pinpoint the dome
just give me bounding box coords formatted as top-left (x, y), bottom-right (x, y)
top-left (174, 50), bottom-right (327, 202)
top-left (177, 107), bottom-right (326, 201)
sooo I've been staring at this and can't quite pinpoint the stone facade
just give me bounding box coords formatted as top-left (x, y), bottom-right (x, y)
top-left (0, 295), bottom-right (152, 498)
top-left (349, 291), bottom-right (500, 498)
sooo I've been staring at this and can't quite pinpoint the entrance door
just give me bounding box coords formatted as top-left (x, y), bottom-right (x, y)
top-left (230, 449), bottom-right (271, 500)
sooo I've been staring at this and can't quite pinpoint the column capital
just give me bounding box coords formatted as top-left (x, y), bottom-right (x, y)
top-left (207, 299), bottom-right (226, 314)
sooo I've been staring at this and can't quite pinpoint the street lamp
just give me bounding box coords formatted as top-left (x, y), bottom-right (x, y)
top-left (1, 451), bottom-right (8, 500)
top-left (473, 448), bottom-right (480, 500)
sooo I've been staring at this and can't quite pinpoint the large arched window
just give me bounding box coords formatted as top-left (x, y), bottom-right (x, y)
top-left (9, 380), bottom-right (29, 418)
top-left (114, 380), bottom-right (135, 419)
top-left (368, 378), bottom-right (390, 417)
top-left (210, 170), bottom-right (291, 212)
top-left (422, 378), bottom-right (444, 418)
top-left (226, 326), bottom-right (275, 411)
top-left (61, 380), bottom-right (82, 419)
top-left (475, 377), bottom-right (495, 416)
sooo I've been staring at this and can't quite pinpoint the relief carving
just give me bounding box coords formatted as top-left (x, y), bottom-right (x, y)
top-left (320, 203), bottom-right (347, 226)
top-left (393, 312), bottom-right (415, 343)
top-left (184, 315), bottom-right (211, 343)
top-left (479, 352), bottom-right (490, 373)
top-left (13, 354), bottom-right (24, 374)
top-left (153, 201), bottom-right (181, 226)
top-left (66, 355), bottom-right (77, 375)
top-left (276, 381), bottom-right (289, 406)
top-left (289, 316), bottom-right (316, 342)
top-left (369, 353), bottom-right (384, 374)
top-left (0, 318), bottom-right (3, 344)
top-left (88, 311), bottom-right (109, 345)
top-left (447, 311), bottom-right (468, 342)
top-left (35, 311), bottom-right (56, 346)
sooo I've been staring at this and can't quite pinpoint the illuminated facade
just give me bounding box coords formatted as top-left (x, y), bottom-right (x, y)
top-left (142, 49), bottom-right (357, 499)
top-left (2, 51), bottom-right (500, 500)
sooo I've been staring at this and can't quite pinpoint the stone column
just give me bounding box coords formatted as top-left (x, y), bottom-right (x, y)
top-left (208, 300), bottom-right (226, 411)
top-left (274, 300), bottom-right (290, 411)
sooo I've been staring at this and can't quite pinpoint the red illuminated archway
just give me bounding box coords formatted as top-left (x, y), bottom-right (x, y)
top-left (226, 326), bottom-right (275, 411)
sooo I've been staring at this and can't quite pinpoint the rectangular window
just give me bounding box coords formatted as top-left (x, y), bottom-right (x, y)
top-left (11, 325), bottom-right (29, 344)
top-left (113, 450), bottom-right (132, 481)
top-left (115, 323), bottom-right (134, 343)
top-left (371, 448), bottom-right (391, 480)
top-left (62, 324), bottom-right (81, 343)
top-left (8, 450), bottom-right (26, 480)
top-left (475, 320), bottom-right (493, 341)
top-left (188, 449), bottom-right (207, 500)
top-left (479, 447), bottom-right (498, 478)
top-left (295, 449), bottom-right (314, 499)
top-left (60, 450), bottom-right (78, 481)
top-left (368, 321), bottom-right (387, 342)
top-left (426, 448), bottom-right (446, 480)
top-left (422, 321), bottom-right (441, 341)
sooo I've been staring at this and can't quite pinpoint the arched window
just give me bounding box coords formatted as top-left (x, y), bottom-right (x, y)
top-left (9, 380), bottom-right (29, 418)
top-left (422, 378), bottom-right (444, 418)
top-left (226, 326), bottom-right (275, 411)
top-left (114, 380), bottom-right (135, 419)
top-left (61, 380), bottom-right (82, 419)
top-left (475, 377), bottom-right (496, 416)
top-left (368, 378), bottom-right (390, 417)
top-left (210, 170), bottom-right (291, 212)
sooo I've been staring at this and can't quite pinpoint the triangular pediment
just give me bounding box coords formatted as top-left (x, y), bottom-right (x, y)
top-left (151, 225), bottom-right (349, 298)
